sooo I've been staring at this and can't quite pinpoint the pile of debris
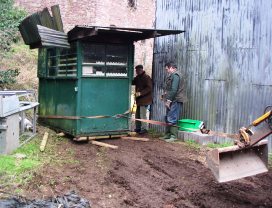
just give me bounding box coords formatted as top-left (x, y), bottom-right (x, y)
top-left (0, 191), bottom-right (91, 208)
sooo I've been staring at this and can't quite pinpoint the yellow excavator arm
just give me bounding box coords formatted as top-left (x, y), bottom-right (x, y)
top-left (238, 108), bottom-right (272, 147)
top-left (207, 106), bottom-right (272, 183)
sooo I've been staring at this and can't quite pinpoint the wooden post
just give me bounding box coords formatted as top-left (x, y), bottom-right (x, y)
top-left (91, 140), bottom-right (118, 149)
top-left (40, 132), bottom-right (49, 152)
top-left (121, 136), bottom-right (149, 142)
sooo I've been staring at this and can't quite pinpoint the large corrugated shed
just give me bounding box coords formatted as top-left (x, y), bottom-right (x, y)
top-left (152, 0), bottom-right (272, 151)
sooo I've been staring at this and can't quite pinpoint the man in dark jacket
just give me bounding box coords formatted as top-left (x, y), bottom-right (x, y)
top-left (132, 65), bottom-right (153, 134)
top-left (161, 62), bottom-right (187, 142)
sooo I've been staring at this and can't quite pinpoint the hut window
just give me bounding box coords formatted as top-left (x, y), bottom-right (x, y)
top-left (47, 48), bottom-right (57, 76)
top-left (106, 45), bottom-right (128, 77)
top-left (58, 47), bottom-right (77, 77)
top-left (82, 43), bottom-right (128, 77)
top-left (82, 44), bottom-right (106, 76)
top-left (38, 48), bottom-right (47, 77)
top-left (47, 44), bottom-right (77, 77)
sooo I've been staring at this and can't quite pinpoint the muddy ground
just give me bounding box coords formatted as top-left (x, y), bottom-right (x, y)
top-left (22, 135), bottom-right (272, 208)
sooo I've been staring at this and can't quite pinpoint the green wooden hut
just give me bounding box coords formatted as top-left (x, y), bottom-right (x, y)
top-left (37, 26), bottom-right (182, 137)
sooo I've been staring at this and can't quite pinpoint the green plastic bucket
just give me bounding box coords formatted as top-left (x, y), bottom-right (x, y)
top-left (178, 119), bottom-right (204, 132)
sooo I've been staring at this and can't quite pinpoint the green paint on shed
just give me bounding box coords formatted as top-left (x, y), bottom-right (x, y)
top-left (37, 25), bottom-right (184, 137)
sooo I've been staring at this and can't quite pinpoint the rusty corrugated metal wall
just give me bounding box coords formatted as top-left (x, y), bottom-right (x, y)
top-left (152, 0), bottom-right (272, 150)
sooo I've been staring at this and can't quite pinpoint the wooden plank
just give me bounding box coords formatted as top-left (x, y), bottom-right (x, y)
top-left (74, 134), bottom-right (127, 141)
top-left (111, 134), bottom-right (128, 138)
top-left (91, 140), bottom-right (118, 149)
top-left (51, 5), bottom-right (64, 32)
top-left (40, 132), bottom-right (49, 152)
top-left (121, 136), bottom-right (149, 142)
top-left (73, 137), bottom-right (88, 141)
top-left (56, 132), bottom-right (65, 137)
top-left (88, 136), bottom-right (98, 140)
top-left (88, 135), bottom-right (127, 140)
top-left (127, 131), bottom-right (137, 137)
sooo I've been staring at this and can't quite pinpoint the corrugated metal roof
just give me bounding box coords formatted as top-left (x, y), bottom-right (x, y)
top-left (36, 25), bottom-right (70, 49)
top-left (68, 25), bottom-right (185, 42)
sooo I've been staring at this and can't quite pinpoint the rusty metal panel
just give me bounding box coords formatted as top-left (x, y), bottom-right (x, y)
top-left (152, 0), bottom-right (272, 150)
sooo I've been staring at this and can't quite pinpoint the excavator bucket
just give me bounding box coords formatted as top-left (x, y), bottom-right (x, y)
top-left (206, 140), bottom-right (268, 183)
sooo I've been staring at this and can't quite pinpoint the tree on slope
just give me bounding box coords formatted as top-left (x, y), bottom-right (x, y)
top-left (0, 0), bottom-right (26, 52)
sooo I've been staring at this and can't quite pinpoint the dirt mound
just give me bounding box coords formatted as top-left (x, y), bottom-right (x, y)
top-left (22, 137), bottom-right (272, 208)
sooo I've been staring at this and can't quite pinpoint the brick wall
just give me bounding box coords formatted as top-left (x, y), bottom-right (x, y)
top-left (15, 0), bottom-right (155, 74)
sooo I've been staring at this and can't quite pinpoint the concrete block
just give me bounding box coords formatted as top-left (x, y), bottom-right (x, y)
top-left (177, 130), bottom-right (233, 146)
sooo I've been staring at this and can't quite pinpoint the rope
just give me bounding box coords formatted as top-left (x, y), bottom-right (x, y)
top-left (38, 112), bottom-right (179, 127)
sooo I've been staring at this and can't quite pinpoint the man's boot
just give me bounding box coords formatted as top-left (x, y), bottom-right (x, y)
top-left (159, 125), bottom-right (171, 140)
top-left (166, 126), bottom-right (178, 142)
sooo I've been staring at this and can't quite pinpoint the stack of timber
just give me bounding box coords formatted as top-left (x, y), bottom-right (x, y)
top-left (19, 5), bottom-right (70, 49)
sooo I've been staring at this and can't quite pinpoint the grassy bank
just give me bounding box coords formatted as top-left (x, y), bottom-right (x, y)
top-left (0, 41), bottom-right (38, 90)
top-left (0, 129), bottom-right (77, 194)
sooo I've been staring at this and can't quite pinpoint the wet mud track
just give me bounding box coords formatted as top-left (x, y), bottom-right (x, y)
top-left (24, 137), bottom-right (272, 208)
